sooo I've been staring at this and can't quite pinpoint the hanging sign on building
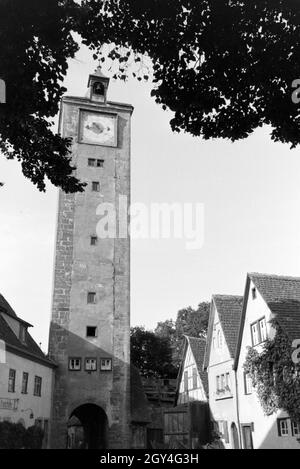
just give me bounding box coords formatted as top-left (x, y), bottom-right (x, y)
top-left (0, 398), bottom-right (18, 411)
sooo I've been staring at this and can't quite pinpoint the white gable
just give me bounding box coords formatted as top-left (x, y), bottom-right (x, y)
top-left (177, 341), bottom-right (207, 405)
top-left (207, 303), bottom-right (231, 368)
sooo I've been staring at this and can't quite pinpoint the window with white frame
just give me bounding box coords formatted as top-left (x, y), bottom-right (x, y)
top-left (244, 372), bottom-right (253, 394)
top-left (100, 358), bottom-right (112, 371)
top-left (259, 318), bottom-right (267, 342)
top-left (69, 357), bottom-right (81, 371)
top-left (251, 317), bottom-right (268, 346)
top-left (85, 358), bottom-right (97, 371)
top-left (251, 322), bottom-right (260, 345)
top-left (278, 418), bottom-right (289, 437)
top-left (292, 421), bottom-right (300, 436)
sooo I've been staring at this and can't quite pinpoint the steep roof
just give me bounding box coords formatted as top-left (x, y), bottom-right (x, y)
top-left (234, 273), bottom-right (300, 369)
top-left (0, 294), bottom-right (55, 368)
top-left (250, 273), bottom-right (300, 341)
top-left (204, 295), bottom-right (243, 369)
top-left (0, 293), bottom-right (17, 317)
top-left (187, 336), bottom-right (209, 397)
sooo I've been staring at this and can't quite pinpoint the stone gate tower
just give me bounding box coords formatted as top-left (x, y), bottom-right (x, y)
top-left (48, 68), bottom-right (132, 449)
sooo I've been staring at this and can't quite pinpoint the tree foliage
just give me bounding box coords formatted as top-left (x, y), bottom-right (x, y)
top-left (0, 0), bottom-right (83, 192)
top-left (244, 321), bottom-right (300, 424)
top-left (155, 302), bottom-right (210, 368)
top-left (2, 1), bottom-right (300, 190)
top-left (130, 326), bottom-right (178, 379)
top-left (79, 0), bottom-right (300, 147)
top-left (0, 421), bottom-right (44, 449)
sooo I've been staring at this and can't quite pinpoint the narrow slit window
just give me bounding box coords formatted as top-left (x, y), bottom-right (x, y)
top-left (90, 236), bottom-right (98, 246)
top-left (92, 181), bottom-right (100, 192)
top-left (87, 292), bottom-right (96, 304)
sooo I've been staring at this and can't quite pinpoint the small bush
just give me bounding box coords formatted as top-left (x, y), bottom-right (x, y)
top-left (0, 421), bottom-right (44, 449)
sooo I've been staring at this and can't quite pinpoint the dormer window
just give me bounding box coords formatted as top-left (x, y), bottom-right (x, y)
top-left (19, 325), bottom-right (26, 344)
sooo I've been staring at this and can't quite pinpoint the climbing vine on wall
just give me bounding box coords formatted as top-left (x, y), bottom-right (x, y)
top-left (244, 321), bottom-right (300, 424)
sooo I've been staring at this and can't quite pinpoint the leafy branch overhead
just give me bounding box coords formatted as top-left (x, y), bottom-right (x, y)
top-left (1, 0), bottom-right (300, 191)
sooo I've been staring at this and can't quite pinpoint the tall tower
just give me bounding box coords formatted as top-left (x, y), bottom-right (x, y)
top-left (48, 69), bottom-right (132, 449)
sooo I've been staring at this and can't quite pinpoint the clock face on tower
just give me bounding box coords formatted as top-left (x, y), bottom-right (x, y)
top-left (79, 110), bottom-right (117, 147)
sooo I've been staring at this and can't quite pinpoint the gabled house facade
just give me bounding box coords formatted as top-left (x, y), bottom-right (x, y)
top-left (177, 336), bottom-right (208, 405)
top-left (0, 294), bottom-right (55, 447)
top-left (234, 273), bottom-right (300, 449)
top-left (204, 295), bottom-right (243, 449)
top-left (164, 336), bottom-right (209, 448)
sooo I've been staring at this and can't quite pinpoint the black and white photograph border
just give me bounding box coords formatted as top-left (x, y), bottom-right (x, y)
top-left (1, 0), bottom-right (300, 453)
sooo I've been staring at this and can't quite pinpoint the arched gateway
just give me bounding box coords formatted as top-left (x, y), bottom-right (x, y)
top-left (67, 404), bottom-right (108, 449)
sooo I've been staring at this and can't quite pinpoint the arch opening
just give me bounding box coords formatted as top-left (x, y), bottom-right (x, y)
top-left (67, 404), bottom-right (108, 449)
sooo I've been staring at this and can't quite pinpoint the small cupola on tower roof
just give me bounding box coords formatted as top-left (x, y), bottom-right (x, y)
top-left (88, 66), bottom-right (110, 103)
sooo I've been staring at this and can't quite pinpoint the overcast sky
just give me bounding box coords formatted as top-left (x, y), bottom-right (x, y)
top-left (1, 42), bottom-right (300, 350)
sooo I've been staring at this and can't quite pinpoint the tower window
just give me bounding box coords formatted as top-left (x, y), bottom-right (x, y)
top-left (93, 82), bottom-right (105, 96)
top-left (100, 358), bottom-right (112, 371)
top-left (85, 358), bottom-right (97, 371)
top-left (88, 159), bottom-right (104, 168)
top-left (87, 292), bottom-right (96, 304)
top-left (92, 181), bottom-right (100, 192)
top-left (69, 358), bottom-right (81, 371)
top-left (90, 236), bottom-right (98, 246)
top-left (86, 326), bottom-right (97, 338)
top-left (252, 288), bottom-right (257, 299)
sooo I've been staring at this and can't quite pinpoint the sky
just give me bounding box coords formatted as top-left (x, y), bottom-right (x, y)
top-left (1, 43), bottom-right (300, 351)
